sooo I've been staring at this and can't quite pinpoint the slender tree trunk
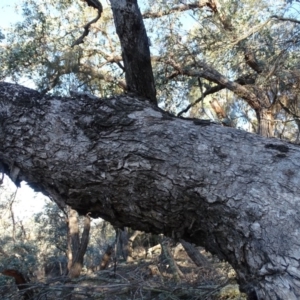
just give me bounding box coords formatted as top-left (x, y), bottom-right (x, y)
top-left (179, 239), bottom-right (210, 267)
top-left (160, 238), bottom-right (184, 281)
top-left (117, 229), bottom-right (143, 261)
top-left (8, 189), bottom-right (18, 242)
top-left (110, 0), bottom-right (157, 104)
top-left (67, 209), bottom-right (91, 278)
top-left (295, 118), bottom-right (300, 143)
top-left (257, 108), bottom-right (275, 137)
top-left (114, 228), bottom-right (125, 260)
top-left (127, 230), bottom-right (142, 259)
top-left (67, 208), bottom-right (79, 276)
top-left (99, 244), bottom-right (114, 270)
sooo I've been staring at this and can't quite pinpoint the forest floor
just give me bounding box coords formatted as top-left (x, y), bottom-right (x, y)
top-left (1, 246), bottom-right (247, 299)
top-left (65, 247), bottom-right (246, 300)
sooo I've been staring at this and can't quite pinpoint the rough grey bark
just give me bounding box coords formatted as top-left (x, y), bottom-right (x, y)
top-left (110, 0), bottom-right (157, 104)
top-left (1, 82), bottom-right (300, 299)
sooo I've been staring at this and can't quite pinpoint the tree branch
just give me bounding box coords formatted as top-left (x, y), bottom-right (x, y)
top-left (271, 15), bottom-right (300, 24)
top-left (166, 59), bottom-right (262, 110)
top-left (72, 0), bottom-right (103, 47)
top-left (142, 1), bottom-right (216, 19)
top-left (177, 74), bottom-right (256, 116)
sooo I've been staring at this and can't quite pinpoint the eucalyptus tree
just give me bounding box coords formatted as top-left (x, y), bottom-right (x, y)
top-left (0, 0), bottom-right (125, 96)
top-left (145, 0), bottom-right (300, 139)
top-left (2, 1), bottom-right (300, 299)
top-left (2, 0), bottom-right (300, 139)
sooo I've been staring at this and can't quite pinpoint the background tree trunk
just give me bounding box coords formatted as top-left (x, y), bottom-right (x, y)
top-left (115, 227), bottom-right (129, 260)
top-left (179, 239), bottom-right (210, 267)
top-left (67, 209), bottom-right (90, 278)
top-left (257, 108), bottom-right (275, 137)
top-left (1, 82), bottom-right (300, 299)
top-left (127, 230), bottom-right (142, 259)
top-left (99, 244), bottom-right (114, 270)
top-left (160, 237), bottom-right (184, 282)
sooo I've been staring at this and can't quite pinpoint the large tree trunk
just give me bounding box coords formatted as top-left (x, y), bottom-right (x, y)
top-left (1, 82), bottom-right (300, 299)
